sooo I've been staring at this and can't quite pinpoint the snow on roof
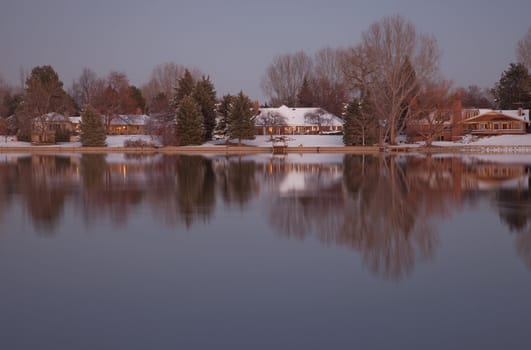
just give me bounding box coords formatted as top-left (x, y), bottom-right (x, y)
top-left (68, 115), bottom-right (150, 125)
top-left (110, 114), bottom-right (150, 126)
top-left (465, 109), bottom-right (530, 123)
top-left (39, 112), bottom-right (70, 122)
top-left (257, 105), bottom-right (343, 127)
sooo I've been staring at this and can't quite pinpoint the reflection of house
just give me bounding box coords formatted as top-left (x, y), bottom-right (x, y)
top-left (31, 113), bottom-right (73, 144)
top-left (463, 109), bottom-right (529, 135)
top-left (107, 115), bottom-right (150, 135)
top-left (463, 160), bottom-right (529, 191)
top-left (255, 105), bottom-right (343, 135)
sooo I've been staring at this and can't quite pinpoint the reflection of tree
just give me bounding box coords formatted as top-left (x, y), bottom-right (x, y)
top-left (81, 154), bottom-right (107, 190)
top-left (174, 156), bottom-right (216, 227)
top-left (217, 157), bottom-right (258, 208)
top-left (0, 161), bottom-right (16, 228)
top-left (16, 156), bottom-right (76, 233)
top-left (267, 155), bottom-right (460, 281)
top-left (341, 155), bottom-right (440, 280)
top-left (495, 182), bottom-right (531, 270)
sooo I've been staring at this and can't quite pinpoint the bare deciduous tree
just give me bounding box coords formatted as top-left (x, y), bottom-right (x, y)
top-left (0, 75), bottom-right (12, 117)
top-left (304, 108), bottom-right (330, 134)
top-left (255, 110), bottom-right (287, 139)
top-left (261, 51), bottom-right (312, 107)
top-left (71, 68), bottom-right (103, 109)
top-left (517, 26), bottom-right (531, 70)
top-left (408, 80), bottom-right (458, 146)
top-left (342, 15), bottom-right (441, 145)
top-left (311, 47), bottom-right (349, 116)
top-left (142, 63), bottom-right (202, 113)
top-left (92, 71), bottom-right (137, 129)
top-left (456, 85), bottom-right (493, 108)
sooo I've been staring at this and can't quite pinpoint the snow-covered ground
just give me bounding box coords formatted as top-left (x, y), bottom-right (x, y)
top-left (209, 135), bottom-right (345, 147)
top-left (0, 135), bottom-right (160, 148)
top-left (3, 133), bottom-right (531, 148)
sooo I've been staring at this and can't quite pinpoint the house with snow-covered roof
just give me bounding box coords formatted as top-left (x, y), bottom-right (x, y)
top-left (255, 105), bottom-right (343, 136)
top-left (462, 108), bottom-right (530, 135)
top-left (31, 112), bottom-right (73, 144)
top-left (107, 114), bottom-right (150, 135)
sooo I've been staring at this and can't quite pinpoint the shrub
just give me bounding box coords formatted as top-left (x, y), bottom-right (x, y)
top-left (123, 138), bottom-right (157, 148)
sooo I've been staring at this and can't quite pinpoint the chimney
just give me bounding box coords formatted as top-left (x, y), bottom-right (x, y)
top-left (518, 107), bottom-right (523, 116)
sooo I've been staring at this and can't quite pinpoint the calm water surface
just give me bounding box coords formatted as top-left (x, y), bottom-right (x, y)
top-left (0, 152), bottom-right (530, 349)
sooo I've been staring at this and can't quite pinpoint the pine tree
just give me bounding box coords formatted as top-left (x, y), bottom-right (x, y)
top-left (214, 94), bottom-right (234, 139)
top-left (192, 76), bottom-right (217, 141)
top-left (175, 95), bottom-right (203, 145)
top-left (128, 85), bottom-right (146, 112)
top-left (297, 76), bottom-right (314, 107)
top-left (492, 63), bottom-right (531, 109)
top-left (80, 104), bottom-right (106, 147)
top-left (343, 97), bottom-right (377, 146)
top-left (228, 91), bottom-right (255, 145)
top-left (172, 69), bottom-right (195, 108)
top-left (16, 65), bottom-right (73, 141)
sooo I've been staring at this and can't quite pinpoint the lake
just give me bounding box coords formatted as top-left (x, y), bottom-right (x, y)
top-left (1, 152), bottom-right (530, 349)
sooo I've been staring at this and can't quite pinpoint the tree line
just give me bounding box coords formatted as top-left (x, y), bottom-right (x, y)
top-left (1, 16), bottom-right (530, 146)
top-left (261, 16), bottom-right (531, 145)
top-left (0, 62), bottom-right (257, 146)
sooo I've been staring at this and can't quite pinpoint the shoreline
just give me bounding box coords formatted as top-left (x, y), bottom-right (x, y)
top-left (3, 144), bottom-right (531, 155)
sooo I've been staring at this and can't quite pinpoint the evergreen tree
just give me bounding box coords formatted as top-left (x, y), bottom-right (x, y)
top-left (343, 97), bottom-right (377, 146)
top-left (192, 76), bottom-right (217, 141)
top-left (228, 91), bottom-right (255, 145)
top-left (149, 92), bottom-right (170, 114)
top-left (80, 104), bottom-right (106, 147)
top-left (128, 85), bottom-right (146, 112)
top-left (172, 69), bottom-right (195, 108)
top-left (16, 65), bottom-right (73, 141)
top-left (214, 94), bottom-right (234, 139)
top-left (297, 75), bottom-right (314, 107)
top-left (492, 63), bottom-right (531, 109)
top-left (175, 95), bottom-right (203, 145)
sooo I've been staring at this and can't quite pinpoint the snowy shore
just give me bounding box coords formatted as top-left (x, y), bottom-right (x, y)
top-left (2, 134), bottom-right (531, 153)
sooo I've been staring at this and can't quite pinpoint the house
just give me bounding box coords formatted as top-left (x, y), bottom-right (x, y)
top-left (462, 108), bottom-right (529, 135)
top-left (69, 114), bottom-right (151, 135)
top-left (31, 113), bottom-right (73, 144)
top-left (255, 105), bottom-right (343, 136)
top-left (405, 101), bottom-right (463, 142)
top-left (107, 114), bottom-right (150, 135)
top-left (69, 116), bottom-right (81, 134)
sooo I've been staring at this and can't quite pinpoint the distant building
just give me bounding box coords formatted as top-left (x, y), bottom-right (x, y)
top-left (405, 101), bottom-right (463, 142)
top-left (107, 115), bottom-right (150, 135)
top-left (69, 114), bottom-right (151, 135)
top-left (462, 108), bottom-right (529, 135)
top-left (255, 105), bottom-right (343, 136)
top-left (31, 113), bottom-right (73, 144)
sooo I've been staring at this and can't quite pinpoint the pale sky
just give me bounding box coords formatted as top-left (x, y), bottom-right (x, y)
top-left (1, 0), bottom-right (529, 102)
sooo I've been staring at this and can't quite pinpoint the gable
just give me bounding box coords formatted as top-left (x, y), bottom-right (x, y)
top-left (463, 111), bottom-right (527, 124)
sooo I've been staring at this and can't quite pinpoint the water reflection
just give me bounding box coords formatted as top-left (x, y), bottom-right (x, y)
top-left (1, 153), bottom-right (531, 279)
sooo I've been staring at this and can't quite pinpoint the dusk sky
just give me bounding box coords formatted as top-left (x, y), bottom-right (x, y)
top-left (1, 0), bottom-right (530, 102)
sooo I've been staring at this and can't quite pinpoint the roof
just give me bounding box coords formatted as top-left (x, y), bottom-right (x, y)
top-left (69, 116), bottom-right (81, 124)
top-left (256, 105), bottom-right (343, 127)
top-left (69, 114), bottom-right (151, 126)
top-left (109, 114), bottom-right (150, 126)
top-left (38, 112), bottom-right (70, 122)
top-left (463, 109), bottom-right (530, 123)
